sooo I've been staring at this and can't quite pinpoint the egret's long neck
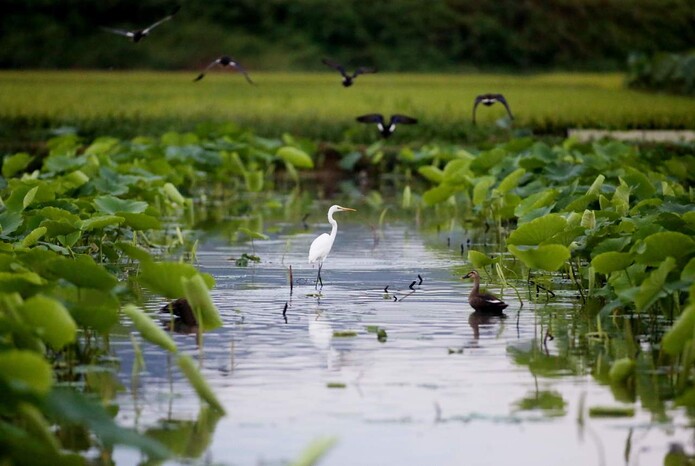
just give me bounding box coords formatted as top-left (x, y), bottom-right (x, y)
top-left (328, 212), bottom-right (338, 239)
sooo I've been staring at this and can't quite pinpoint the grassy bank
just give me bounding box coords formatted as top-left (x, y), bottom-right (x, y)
top-left (1, 71), bottom-right (694, 145)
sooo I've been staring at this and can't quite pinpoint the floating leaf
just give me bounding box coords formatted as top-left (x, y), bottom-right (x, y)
top-left (21, 296), bottom-right (77, 349)
top-left (508, 244), bottom-right (570, 271)
top-left (122, 304), bottom-right (177, 353)
top-left (139, 261), bottom-right (214, 299)
top-left (592, 252), bottom-right (634, 274)
top-left (0, 350), bottom-right (53, 395)
top-left (177, 355), bottom-right (225, 413)
top-left (507, 214), bottom-right (567, 246)
top-left (182, 275), bottom-right (223, 332)
top-left (93, 195), bottom-right (147, 215)
top-left (277, 146), bottom-right (314, 169)
top-left (634, 256), bottom-right (676, 312)
top-left (588, 406), bottom-right (634, 418)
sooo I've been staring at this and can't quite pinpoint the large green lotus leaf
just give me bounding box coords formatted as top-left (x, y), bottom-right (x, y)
top-left (442, 158), bottom-right (472, 184)
top-left (2, 152), bottom-right (33, 179)
top-left (683, 211), bottom-right (695, 229)
top-left (79, 215), bottom-right (125, 232)
top-left (470, 147), bottom-right (505, 173)
top-left (21, 295), bottom-right (77, 349)
top-left (422, 184), bottom-right (454, 206)
top-left (93, 195), bottom-right (148, 215)
top-left (508, 214), bottom-right (567, 246)
top-left (496, 168), bottom-right (526, 194)
top-left (276, 146), bottom-right (314, 169)
top-left (514, 190), bottom-right (558, 218)
top-left (623, 167), bottom-right (656, 199)
top-left (634, 257), bottom-right (676, 312)
top-left (122, 304), bottom-right (177, 353)
top-left (31, 206), bottom-right (81, 225)
top-left (0, 271), bottom-right (45, 294)
top-left (62, 288), bottom-right (119, 333)
top-left (468, 250), bottom-right (496, 268)
top-left (118, 212), bottom-right (161, 231)
top-left (508, 244), bottom-right (570, 271)
top-left (418, 165), bottom-right (444, 183)
top-left (662, 302), bottom-right (695, 356)
top-left (177, 355), bottom-right (225, 413)
top-left (40, 219), bottom-right (80, 238)
top-left (592, 252), bottom-right (634, 274)
top-left (84, 137), bottom-right (120, 156)
top-left (0, 210), bottom-right (23, 235)
top-left (182, 274), bottom-right (223, 331)
top-left (48, 255), bottom-right (118, 290)
top-left (115, 242), bottom-right (153, 262)
top-left (139, 261), bottom-right (214, 299)
top-left (682, 257), bottom-right (695, 282)
top-left (636, 231), bottom-right (695, 265)
top-left (472, 176), bottom-right (495, 206)
top-left (0, 350), bottom-right (53, 395)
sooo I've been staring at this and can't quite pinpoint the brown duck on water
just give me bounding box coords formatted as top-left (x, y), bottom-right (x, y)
top-left (462, 270), bottom-right (508, 315)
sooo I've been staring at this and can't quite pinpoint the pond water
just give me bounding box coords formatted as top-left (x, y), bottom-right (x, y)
top-left (110, 209), bottom-right (691, 465)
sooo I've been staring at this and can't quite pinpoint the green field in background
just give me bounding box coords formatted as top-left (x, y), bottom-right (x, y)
top-left (1, 71), bottom-right (693, 142)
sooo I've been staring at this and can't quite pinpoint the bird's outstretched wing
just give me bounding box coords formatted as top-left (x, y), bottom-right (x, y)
top-left (352, 67), bottom-right (377, 78)
top-left (142, 5), bottom-right (180, 34)
top-left (390, 114), bottom-right (418, 125)
top-left (101, 26), bottom-right (133, 38)
top-left (356, 114), bottom-right (385, 124)
top-left (472, 95), bottom-right (486, 124)
top-left (321, 58), bottom-right (348, 77)
top-left (230, 62), bottom-right (255, 85)
top-left (193, 58), bottom-right (222, 82)
top-left (493, 94), bottom-right (514, 120)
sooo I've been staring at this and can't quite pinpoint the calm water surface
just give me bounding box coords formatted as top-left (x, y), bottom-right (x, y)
top-left (111, 216), bottom-right (690, 465)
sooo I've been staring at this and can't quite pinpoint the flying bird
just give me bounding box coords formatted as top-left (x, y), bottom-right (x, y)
top-left (472, 94), bottom-right (514, 124)
top-left (193, 56), bottom-right (254, 85)
top-left (356, 114), bottom-right (418, 138)
top-left (102, 5), bottom-right (180, 43)
top-left (308, 205), bottom-right (356, 289)
top-left (322, 58), bottom-right (376, 87)
top-left (462, 270), bottom-right (508, 315)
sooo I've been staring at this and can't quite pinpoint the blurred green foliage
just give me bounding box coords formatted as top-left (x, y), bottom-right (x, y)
top-left (1, 0), bottom-right (694, 71)
top-left (627, 50), bottom-right (695, 95)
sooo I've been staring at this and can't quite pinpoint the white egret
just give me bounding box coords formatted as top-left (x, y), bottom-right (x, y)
top-left (308, 205), bottom-right (356, 288)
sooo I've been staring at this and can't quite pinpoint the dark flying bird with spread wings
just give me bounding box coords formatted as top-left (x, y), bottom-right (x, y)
top-left (356, 114), bottom-right (418, 138)
top-left (472, 94), bottom-right (514, 124)
top-left (193, 56), bottom-right (255, 85)
top-left (322, 58), bottom-right (377, 87)
top-left (101, 5), bottom-right (180, 43)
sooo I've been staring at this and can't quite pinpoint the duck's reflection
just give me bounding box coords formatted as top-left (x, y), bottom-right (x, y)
top-left (468, 310), bottom-right (506, 340)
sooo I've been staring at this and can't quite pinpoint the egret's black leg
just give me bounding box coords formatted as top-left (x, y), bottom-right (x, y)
top-left (318, 263), bottom-right (323, 289)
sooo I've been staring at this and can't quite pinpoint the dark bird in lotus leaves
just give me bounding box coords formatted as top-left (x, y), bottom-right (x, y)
top-left (356, 114), bottom-right (418, 138)
top-left (102, 5), bottom-right (180, 43)
top-left (322, 58), bottom-right (376, 87)
top-left (462, 270), bottom-right (508, 315)
top-left (472, 93), bottom-right (514, 124)
top-left (193, 56), bottom-right (255, 85)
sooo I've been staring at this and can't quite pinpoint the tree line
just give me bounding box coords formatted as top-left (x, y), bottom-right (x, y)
top-left (1, 0), bottom-right (693, 71)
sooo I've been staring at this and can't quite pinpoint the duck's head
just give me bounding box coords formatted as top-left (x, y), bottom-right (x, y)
top-left (462, 270), bottom-right (480, 280)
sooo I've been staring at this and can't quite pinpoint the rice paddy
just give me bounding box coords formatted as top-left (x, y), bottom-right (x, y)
top-left (1, 71), bottom-right (693, 142)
